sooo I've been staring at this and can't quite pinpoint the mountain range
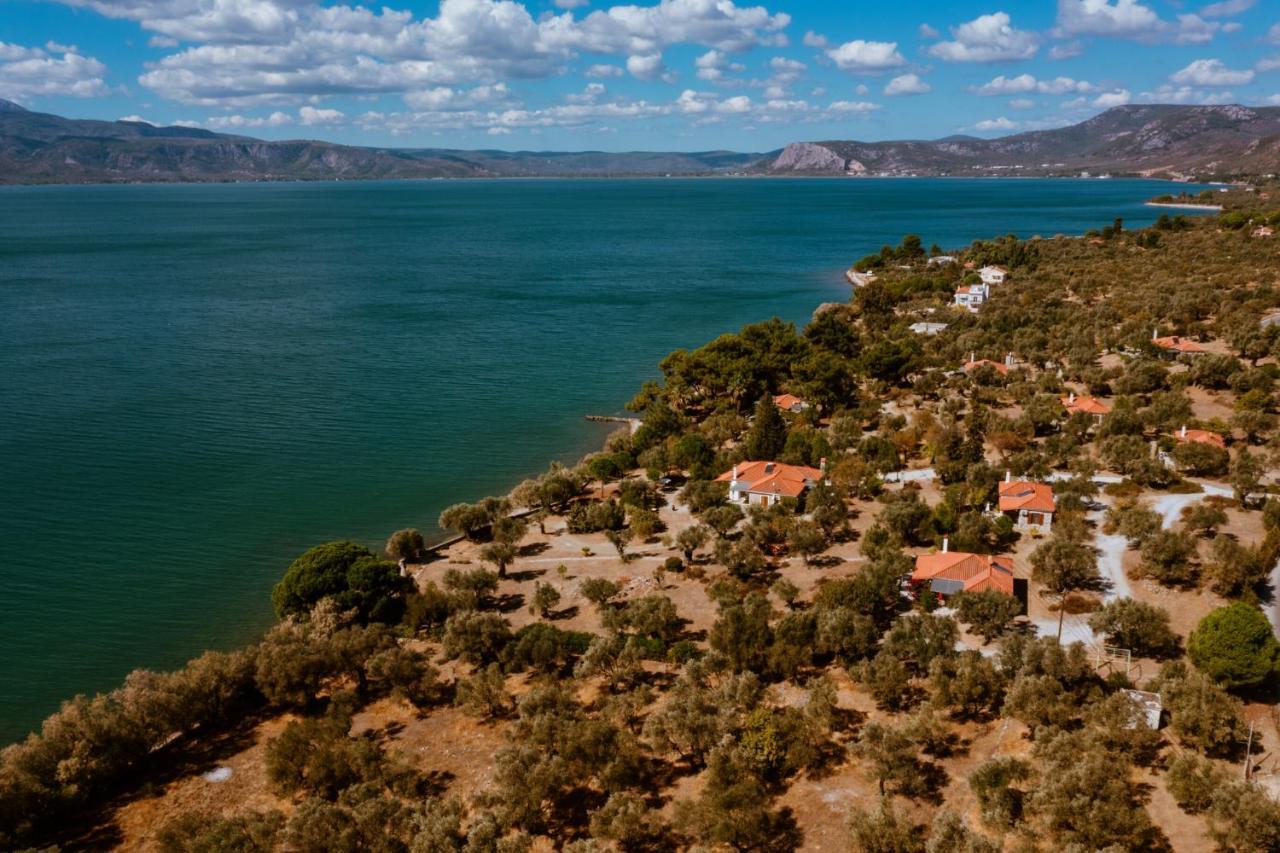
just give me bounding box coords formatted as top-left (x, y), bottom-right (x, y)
top-left (1, 99), bottom-right (1278, 184)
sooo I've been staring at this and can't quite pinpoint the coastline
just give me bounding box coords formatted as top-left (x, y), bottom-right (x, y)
top-left (1145, 201), bottom-right (1224, 211)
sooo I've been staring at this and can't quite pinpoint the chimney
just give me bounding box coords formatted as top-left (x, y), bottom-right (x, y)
top-left (732, 464), bottom-right (738, 480)
top-left (942, 537), bottom-right (949, 553)
top-left (1005, 470), bottom-right (1011, 484)
top-left (970, 351), bottom-right (975, 363)
top-left (1069, 391), bottom-right (1076, 404)
top-left (1180, 425), bottom-right (1187, 438)
top-left (1153, 327), bottom-right (1158, 341)
top-left (819, 457), bottom-right (828, 472)
top-left (1005, 352), bottom-right (1014, 367)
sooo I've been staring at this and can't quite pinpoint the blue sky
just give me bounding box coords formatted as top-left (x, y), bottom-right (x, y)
top-left (2, 0), bottom-right (1279, 150)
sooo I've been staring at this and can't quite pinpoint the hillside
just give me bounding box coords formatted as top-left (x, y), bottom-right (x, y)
top-left (5, 196), bottom-right (1280, 852)
top-left (765, 104), bottom-right (1280, 179)
top-left (0, 100), bottom-right (761, 183)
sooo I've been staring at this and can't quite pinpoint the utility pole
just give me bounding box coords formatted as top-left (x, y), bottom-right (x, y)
top-left (1244, 721), bottom-right (1255, 781)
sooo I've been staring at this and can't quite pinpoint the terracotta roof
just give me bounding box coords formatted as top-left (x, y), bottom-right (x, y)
top-left (772, 393), bottom-right (805, 410)
top-left (963, 358), bottom-right (1009, 376)
top-left (1175, 427), bottom-right (1225, 449)
top-left (911, 551), bottom-right (1015, 596)
top-left (1061, 394), bottom-right (1111, 416)
top-left (999, 481), bottom-right (1055, 514)
top-left (1153, 335), bottom-right (1205, 354)
top-left (716, 460), bottom-right (823, 498)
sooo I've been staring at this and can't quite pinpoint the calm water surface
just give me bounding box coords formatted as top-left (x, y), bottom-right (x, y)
top-left (0, 177), bottom-right (1203, 741)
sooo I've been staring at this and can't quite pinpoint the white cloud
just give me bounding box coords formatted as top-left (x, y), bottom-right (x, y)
top-left (1008, 97), bottom-right (1035, 109)
top-left (0, 40), bottom-right (110, 101)
top-left (204, 110), bottom-right (294, 127)
top-left (828, 99), bottom-right (879, 113)
top-left (1198, 0), bottom-right (1253, 16)
top-left (584, 63), bottom-right (623, 77)
top-left (917, 23), bottom-right (939, 39)
top-left (74, 0), bottom-right (791, 105)
top-left (1140, 84), bottom-right (1235, 104)
top-left (967, 116), bottom-right (1018, 132)
top-left (854, 83), bottom-right (868, 95)
top-left (1257, 56), bottom-right (1280, 72)
top-left (883, 73), bottom-right (930, 96)
top-left (1093, 88), bottom-right (1130, 107)
top-left (801, 31), bottom-right (827, 48)
top-left (1170, 58), bottom-right (1254, 86)
top-left (1048, 40), bottom-right (1084, 59)
top-left (298, 105), bottom-right (344, 125)
top-left (626, 52), bottom-right (673, 82)
top-left (928, 12), bottom-right (1039, 63)
top-left (553, 0), bottom-right (589, 7)
top-left (118, 114), bottom-right (154, 123)
top-left (404, 83), bottom-right (510, 110)
top-left (694, 49), bottom-right (743, 82)
top-left (825, 39), bottom-right (905, 72)
top-left (1055, 0), bottom-right (1221, 43)
top-left (973, 74), bottom-right (1094, 96)
top-left (1055, 0), bottom-right (1160, 38)
top-left (1269, 23), bottom-right (1280, 44)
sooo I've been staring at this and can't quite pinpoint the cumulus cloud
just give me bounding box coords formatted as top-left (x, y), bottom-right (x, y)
top-left (118, 114), bottom-right (154, 123)
top-left (1257, 56), bottom-right (1280, 72)
top-left (1008, 98), bottom-right (1035, 109)
top-left (1198, 0), bottom-right (1253, 16)
top-left (883, 73), bottom-right (930, 96)
top-left (70, 0), bottom-right (791, 105)
top-left (626, 52), bottom-right (673, 82)
top-left (1048, 40), bottom-right (1084, 60)
top-left (0, 40), bottom-right (110, 101)
top-left (1093, 88), bottom-right (1130, 107)
top-left (1139, 84), bottom-right (1236, 104)
top-left (917, 23), bottom-right (939, 39)
top-left (694, 49), bottom-right (743, 82)
top-left (825, 39), bottom-right (905, 73)
top-left (1170, 58), bottom-right (1254, 86)
top-left (828, 100), bottom-right (879, 113)
top-left (801, 31), bottom-right (827, 48)
top-left (299, 105), bottom-right (344, 125)
top-left (1055, 0), bottom-right (1221, 44)
top-left (1268, 23), bottom-right (1280, 44)
top-left (973, 74), bottom-right (1095, 96)
top-left (403, 83), bottom-right (510, 110)
top-left (967, 116), bottom-right (1018, 132)
top-left (584, 63), bottom-right (623, 77)
top-left (205, 110), bottom-right (294, 127)
top-left (928, 12), bottom-right (1039, 63)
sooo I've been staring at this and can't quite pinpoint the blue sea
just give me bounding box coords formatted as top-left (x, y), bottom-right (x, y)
top-left (0, 177), bottom-right (1204, 742)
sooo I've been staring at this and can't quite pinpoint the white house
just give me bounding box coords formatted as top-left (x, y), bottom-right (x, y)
top-left (979, 265), bottom-right (1008, 286)
top-left (997, 472), bottom-right (1055, 533)
top-left (909, 321), bottom-right (949, 335)
top-left (772, 393), bottom-right (810, 414)
top-left (927, 255), bottom-right (957, 267)
top-left (954, 282), bottom-right (989, 312)
top-left (715, 460), bottom-right (824, 509)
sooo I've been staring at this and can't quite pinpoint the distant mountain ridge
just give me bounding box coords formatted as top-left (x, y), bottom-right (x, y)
top-left (1, 100), bottom-right (1278, 184)
top-left (763, 104), bottom-right (1280, 178)
top-left (0, 99), bottom-right (763, 183)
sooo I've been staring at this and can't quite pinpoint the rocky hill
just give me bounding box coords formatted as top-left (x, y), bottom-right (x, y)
top-left (765, 105), bottom-right (1280, 178)
top-left (0, 100), bottom-right (761, 183)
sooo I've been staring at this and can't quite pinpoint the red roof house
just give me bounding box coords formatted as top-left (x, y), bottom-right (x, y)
top-left (998, 474), bottom-right (1055, 532)
top-left (772, 393), bottom-right (810, 413)
top-left (1174, 425), bottom-right (1225, 449)
top-left (1061, 392), bottom-right (1111, 419)
top-left (716, 460), bottom-right (824, 509)
top-left (1152, 331), bottom-right (1205, 356)
top-left (911, 543), bottom-right (1015, 598)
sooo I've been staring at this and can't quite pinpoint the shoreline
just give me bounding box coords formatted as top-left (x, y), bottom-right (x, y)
top-left (1145, 201), bottom-right (1224, 211)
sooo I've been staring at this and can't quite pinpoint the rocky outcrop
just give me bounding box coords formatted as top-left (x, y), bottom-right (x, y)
top-left (770, 142), bottom-right (845, 173)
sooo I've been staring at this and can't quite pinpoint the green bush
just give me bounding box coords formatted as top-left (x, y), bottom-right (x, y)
top-left (1188, 603), bottom-right (1280, 689)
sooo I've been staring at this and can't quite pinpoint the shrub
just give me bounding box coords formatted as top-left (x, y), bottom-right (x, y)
top-left (1187, 603), bottom-right (1280, 689)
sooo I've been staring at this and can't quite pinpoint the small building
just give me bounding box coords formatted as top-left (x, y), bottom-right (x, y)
top-left (1252, 226), bottom-right (1275, 238)
top-left (1174, 424), bottom-right (1225, 449)
top-left (998, 473), bottom-right (1055, 532)
top-left (846, 269), bottom-right (877, 287)
top-left (909, 321), bottom-right (949, 335)
top-left (1152, 329), bottom-right (1205, 357)
top-left (979, 265), bottom-right (1008, 286)
top-left (963, 352), bottom-right (1015, 376)
top-left (911, 541), bottom-right (1016, 600)
top-left (716, 461), bottom-right (824, 509)
top-left (1120, 689), bottom-right (1163, 730)
top-left (954, 282), bottom-right (989, 312)
top-left (1061, 391), bottom-right (1110, 421)
top-left (772, 393), bottom-right (810, 414)
top-left (927, 255), bottom-right (957, 266)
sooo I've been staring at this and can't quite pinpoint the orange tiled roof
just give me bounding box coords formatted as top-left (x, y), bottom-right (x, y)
top-left (773, 393), bottom-right (805, 410)
top-left (1175, 428), bottom-right (1225, 449)
top-left (1153, 335), bottom-right (1205, 354)
top-left (999, 481), bottom-right (1055, 514)
top-left (963, 358), bottom-right (1009, 376)
top-left (912, 551), bottom-right (1015, 596)
top-left (1061, 395), bottom-right (1111, 416)
top-left (716, 460), bottom-right (823, 498)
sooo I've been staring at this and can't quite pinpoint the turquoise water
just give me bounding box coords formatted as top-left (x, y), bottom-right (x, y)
top-left (0, 177), bottom-right (1199, 742)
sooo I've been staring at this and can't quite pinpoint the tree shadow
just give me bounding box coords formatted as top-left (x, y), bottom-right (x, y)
top-left (547, 604), bottom-right (580, 621)
top-left (518, 542), bottom-right (551, 558)
top-left (808, 554), bottom-right (846, 569)
top-left (508, 567), bottom-right (547, 582)
top-left (494, 592), bottom-right (526, 613)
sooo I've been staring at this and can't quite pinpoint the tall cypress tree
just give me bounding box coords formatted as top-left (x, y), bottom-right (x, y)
top-left (743, 396), bottom-right (787, 461)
